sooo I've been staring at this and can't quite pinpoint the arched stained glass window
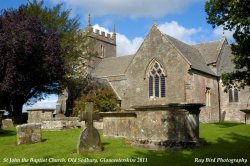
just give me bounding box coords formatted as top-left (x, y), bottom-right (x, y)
top-left (148, 61), bottom-right (166, 98)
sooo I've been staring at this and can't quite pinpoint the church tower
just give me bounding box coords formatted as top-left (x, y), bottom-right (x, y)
top-left (85, 14), bottom-right (116, 60)
top-left (55, 15), bottom-right (117, 116)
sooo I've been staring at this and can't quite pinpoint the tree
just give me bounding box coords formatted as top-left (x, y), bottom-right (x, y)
top-left (0, 8), bottom-right (64, 123)
top-left (0, 1), bottom-right (96, 123)
top-left (72, 87), bottom-right (120, 117)
top-left (205, 0), bottom-right (250, 89)
top-left (22, 0), bottom-right (96, 73)
top-left (23, 1), bottom-right (97, 116)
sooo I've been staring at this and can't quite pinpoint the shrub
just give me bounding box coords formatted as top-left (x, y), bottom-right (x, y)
top-left (72, 87), bottom-right (120, 116)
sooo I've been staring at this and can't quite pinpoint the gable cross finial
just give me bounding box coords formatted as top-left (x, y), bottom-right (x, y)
top-left (153, 19), bottom-right (158, 26)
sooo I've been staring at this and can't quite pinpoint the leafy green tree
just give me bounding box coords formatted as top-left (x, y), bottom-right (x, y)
top-left (72, 87), bottom-right (120, 116)
top-left (23, 1), bottom-right (97, 116)
top-left (205, 0), bottom-right (250, 89)
top-left (23, 0), bottom-right (96, 81)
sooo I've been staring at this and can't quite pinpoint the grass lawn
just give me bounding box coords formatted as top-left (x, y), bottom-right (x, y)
top-left (0, 122), bottom-right (249, 166)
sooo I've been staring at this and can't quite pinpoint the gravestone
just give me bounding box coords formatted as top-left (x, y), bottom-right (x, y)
top-left (16, 123), bottom-right (41, 145)
top-left (77, 102), bottom-right (102, 153)
top-left (2, 118), bottom-right (14, 128)
top-left (0, 110), bottom-right (4, 133)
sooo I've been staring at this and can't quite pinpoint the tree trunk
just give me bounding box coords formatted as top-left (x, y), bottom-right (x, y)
top-left (12, 103), bottom-right (23, 124)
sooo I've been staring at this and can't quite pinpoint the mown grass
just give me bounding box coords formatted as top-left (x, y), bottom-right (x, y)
top-left (0, 122), bottom-right (249, 166)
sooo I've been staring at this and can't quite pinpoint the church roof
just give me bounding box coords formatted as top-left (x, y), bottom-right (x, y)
top-left (164, 34), bottom-right (216, 75)
top-left (93, 25), bottom-right (233, 78)
top-left (193, 38), bottom-right (225, 64)
top-left (218, 45), bottom-right (235, 76)
top-left (92, 55), bottom-right (134, 78)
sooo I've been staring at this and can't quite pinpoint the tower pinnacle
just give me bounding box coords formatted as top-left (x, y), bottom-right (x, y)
top-left (112, 24), bottom-right (116, 43)
top-left (88, 14), bottom-right (91, 27)
top-left (113, 24), bottom-right (116, 34)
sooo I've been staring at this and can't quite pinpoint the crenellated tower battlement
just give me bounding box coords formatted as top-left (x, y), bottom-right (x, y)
top-left (86, 27), bottom-right (116, 45)
top-left (83, 14), bottom-right (117, 59)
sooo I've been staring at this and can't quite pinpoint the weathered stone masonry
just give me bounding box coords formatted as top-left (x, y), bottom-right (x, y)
top-left (101, 103), bottom-right (203, 150)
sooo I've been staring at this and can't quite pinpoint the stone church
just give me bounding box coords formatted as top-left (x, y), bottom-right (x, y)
top-left (57, 17), bottom-right (249, 123)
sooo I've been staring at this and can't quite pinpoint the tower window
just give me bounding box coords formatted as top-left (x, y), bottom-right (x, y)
top-left (101, 45), bottom-right (105, 58)
top-left (229, 88), bottom-right (239, 102)
top-left (148, 61), bottom-right (166, 98)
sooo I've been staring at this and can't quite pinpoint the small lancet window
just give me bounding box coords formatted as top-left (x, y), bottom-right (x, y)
top-left (205, 88), bottom-right (211, 106)
top-left (100, 45), bottom-right (105, 58)
top-left (148, 61), bottom-right (166, 98)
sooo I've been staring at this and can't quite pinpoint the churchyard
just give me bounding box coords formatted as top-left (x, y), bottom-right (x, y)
top-left (0, 122), bottom-right (249, 166)
top-left (0, 1), bottom-right (249, 166)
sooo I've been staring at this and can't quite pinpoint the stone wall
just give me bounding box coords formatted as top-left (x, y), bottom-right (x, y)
top-left (106, 26), bottom-right (221, 124)
top-left (28, 109), bottom-right (54, 123)
top-left (110, 26), bottom-right (190, 110)
top-left (16, 123), bottom-right (41, 145)
top-left (220, 84), bottom-right (249, 123)
top-left (41, 117), bottom-right (82, 130)
top-left (190, 71), bottom-right (220, 123)
top-left (38, 117), bottom-right (103, 130)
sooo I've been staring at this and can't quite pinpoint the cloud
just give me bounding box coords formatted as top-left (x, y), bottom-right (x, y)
top-left (93, 24), bottom-right (143, 56)
top-left (116, 35), bottom-right (144, 56)
top-left (54, 0), bottom-right (201, 18)
top-left (212, 26), bottom-right (234, 42)
top-left (158, 21), bottom-right (202, 44)
top-left (22, 95), bottom-right (58, 112)
top-left (93, 22), bottom-right (204, 55)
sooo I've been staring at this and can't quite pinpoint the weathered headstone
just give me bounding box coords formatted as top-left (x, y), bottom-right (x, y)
top-left (0, 110), bottom-right (4, 133)
top-left (77, 102), bottom-right (102, 153)
top-left (2, 118), bottom-right (14, 128)
top-left (16, 123), bottom-right (41, 145)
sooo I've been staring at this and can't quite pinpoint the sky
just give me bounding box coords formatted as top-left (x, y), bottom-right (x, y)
top-left (0, 0), bottom-right (234, 111)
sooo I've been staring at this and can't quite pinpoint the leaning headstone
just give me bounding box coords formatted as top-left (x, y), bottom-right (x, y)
top-left (77, 102), bottom-right (102, 153)
top-left (16, 123), bottom-right (41, 145)
top-left (0, 110), bottom-right (4, 133)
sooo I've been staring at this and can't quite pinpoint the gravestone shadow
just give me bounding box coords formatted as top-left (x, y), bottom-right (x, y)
top-left (213, 122), bottom-right (243, 128)
top-left (0, 128), bottom-right (16, 137)
top-left (131, 132), bottom-right (250, 166)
